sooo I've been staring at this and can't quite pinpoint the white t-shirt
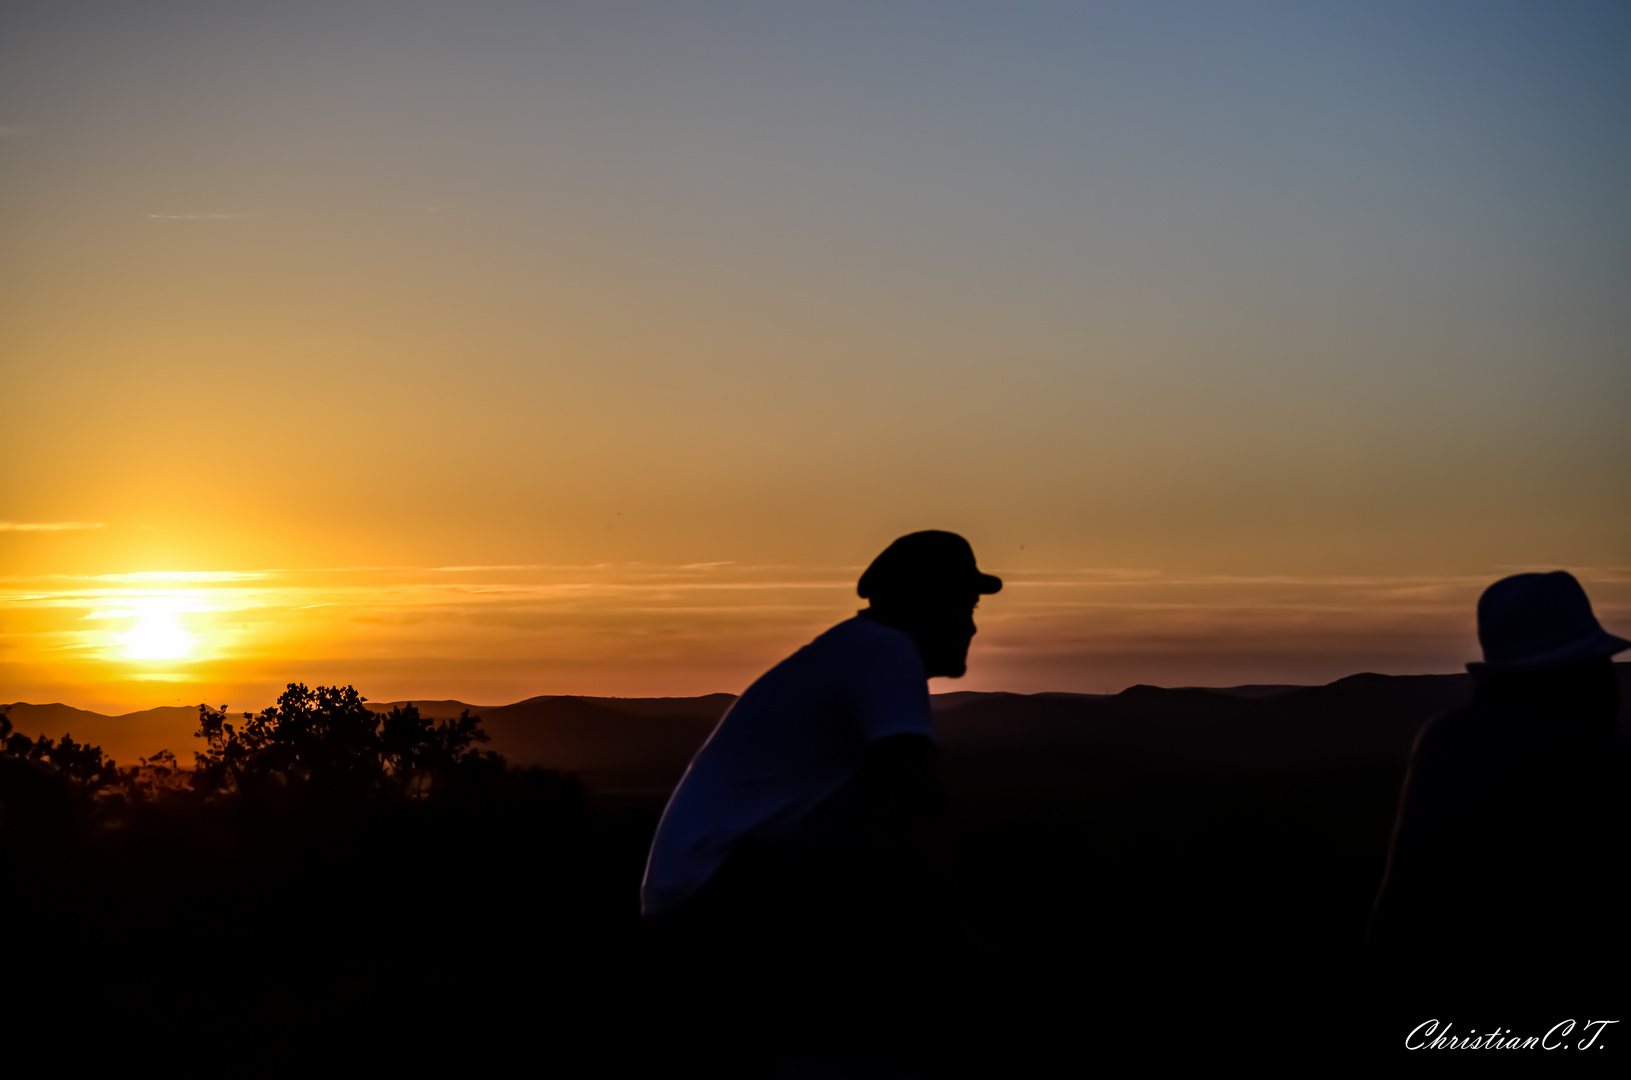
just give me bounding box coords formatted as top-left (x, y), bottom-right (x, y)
top-left (641, 615), bottom-right (934, 917)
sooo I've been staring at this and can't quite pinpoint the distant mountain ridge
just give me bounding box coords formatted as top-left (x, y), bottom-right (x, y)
top-left (0, 702), bottom-right (206, 766)
top-left (8, 667), bottom-right (1627, 792)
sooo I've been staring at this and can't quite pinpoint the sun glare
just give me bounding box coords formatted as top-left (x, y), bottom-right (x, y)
top-left (122, 599), bottom-right (195, 660)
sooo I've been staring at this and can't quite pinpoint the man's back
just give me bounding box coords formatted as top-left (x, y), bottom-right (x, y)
top-left (641, 614), bottom-right (931, 918)
top-left (1371, 694), bottom-right (1626, 949)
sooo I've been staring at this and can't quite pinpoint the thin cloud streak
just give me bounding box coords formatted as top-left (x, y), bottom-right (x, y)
top-left (5, 562), bottom-right (1626, 710)
top-left (4, 565), bottom-right (1627, 612)
top-left (146, 212), bottom-right (256, 220)
top-left (0, 521), bottom-right (105, 532)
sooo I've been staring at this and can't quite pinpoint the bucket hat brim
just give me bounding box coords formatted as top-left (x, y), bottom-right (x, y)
top-left (1467, 626), bottom-right (1631, 676)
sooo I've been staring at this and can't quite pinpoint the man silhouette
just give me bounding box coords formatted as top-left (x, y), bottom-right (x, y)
top-left (641, 530), bottom-right (1000, 1073)
top-left (1367, 571), bottom-right (1629, 1015)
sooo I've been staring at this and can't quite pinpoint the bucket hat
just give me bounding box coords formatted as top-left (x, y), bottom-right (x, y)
top-left (1468, 571), bottom-right (1629, 675)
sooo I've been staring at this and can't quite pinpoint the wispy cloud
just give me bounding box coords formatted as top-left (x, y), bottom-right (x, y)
top-left (0, 126), bottom-right (25, 138)
top-left (146, 212), bottom-right (256, 221)
top-left (113, 571), bottom-right (269, 582)
top-left (84, 607), bottom-right (141, 620)
top-left (0, 521), bottom-right (104, 532)
top-left (5, 559), bottom-right (1626, 707)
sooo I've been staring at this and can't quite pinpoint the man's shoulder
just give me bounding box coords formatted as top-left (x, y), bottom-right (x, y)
top-left (1410, 699), bottom-right (1572, 789)
top-left (818, 613), bottom-right (908, 643)
top-left (809, 615), bottom-right (921, 665)
top-left (728, 617), bottom-right (924, 714)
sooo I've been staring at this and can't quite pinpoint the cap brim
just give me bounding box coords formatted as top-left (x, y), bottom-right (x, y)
top-left (976, 572), bottom-right (1002, 595)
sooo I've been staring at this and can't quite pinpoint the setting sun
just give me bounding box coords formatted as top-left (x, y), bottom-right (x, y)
top-left (121, 599), bottom-right (194, 661)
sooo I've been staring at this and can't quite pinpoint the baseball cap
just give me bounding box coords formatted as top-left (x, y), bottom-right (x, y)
top-left (857, 531), bottom-right (1002, 604)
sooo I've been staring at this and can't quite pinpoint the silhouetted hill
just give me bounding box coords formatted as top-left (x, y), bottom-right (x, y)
top-left (935, 671), bottom-right (1477, 776)
top-left (472, 694), bottom-right (736, 789)
top-left (362, 698), bottom-right (482, 721)
top-left (10, 666), bottom-right (1627, 793)
top-left (0, 702), bottom-right (205, 766)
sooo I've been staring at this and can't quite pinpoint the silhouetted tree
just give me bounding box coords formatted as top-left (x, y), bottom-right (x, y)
top-left (191, 683), bottom-right (496, 803)
top-left (1, 708), bottom-right (122, 797)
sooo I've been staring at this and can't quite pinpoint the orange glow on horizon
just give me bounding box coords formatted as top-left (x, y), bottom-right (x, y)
top-left (5, 560), bottom-right (1627, 715)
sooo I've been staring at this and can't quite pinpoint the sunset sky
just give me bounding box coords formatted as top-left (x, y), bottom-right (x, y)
top-left (4, 2), bottom-right (1628, 713)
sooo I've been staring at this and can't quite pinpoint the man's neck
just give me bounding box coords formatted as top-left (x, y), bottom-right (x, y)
top-left (857, 606), bottom-right (968, 679)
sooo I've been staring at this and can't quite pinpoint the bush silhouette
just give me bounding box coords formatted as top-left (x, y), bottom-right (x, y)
top-left (191, 682), bottom-right (496, 803)
top-left (0, 708), bottom-right (122, 796)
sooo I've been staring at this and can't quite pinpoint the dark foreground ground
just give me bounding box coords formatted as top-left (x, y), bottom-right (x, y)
top-left (4, 667), bottom-right (1628, 1073)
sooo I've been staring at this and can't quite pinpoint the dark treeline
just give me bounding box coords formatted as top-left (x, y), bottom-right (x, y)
top-left (0, 685), bottom-right (652, 1073)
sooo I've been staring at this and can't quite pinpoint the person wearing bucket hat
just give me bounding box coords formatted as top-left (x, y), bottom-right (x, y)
top-left (640, 531), bottom-right (1000, 1071)
top-left (1368, 571), bottom-right (1630, 1012)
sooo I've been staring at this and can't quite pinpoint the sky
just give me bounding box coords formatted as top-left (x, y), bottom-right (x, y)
top-left (3, 1), bottom-right (1628, 712)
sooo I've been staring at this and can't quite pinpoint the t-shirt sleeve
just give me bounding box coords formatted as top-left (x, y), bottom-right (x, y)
top-left (848, 623), bottom-right (934, 743)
